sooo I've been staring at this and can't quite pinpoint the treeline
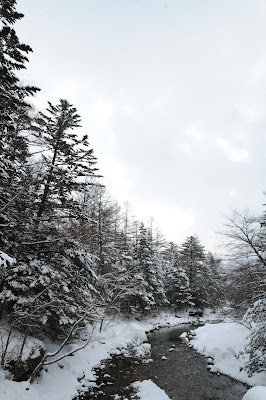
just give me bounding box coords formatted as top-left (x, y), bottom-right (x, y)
top-left (0, 99), bottom-right (223, 338)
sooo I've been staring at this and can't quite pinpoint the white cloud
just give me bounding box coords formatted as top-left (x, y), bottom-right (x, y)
top-left (88, 101), bottom-right (113, 123)
top-left (216, 138), bottom-right (249, 162)
top-left (176, 143), bottom-right (191, 154)
top-left (134, 202), bottom-right (195, 243)
top-left (238, 105), bottom-right (261, 123)
top-left (185, 127), bottom-right (202, 141)
top-left (229, 189), bottom-right (239, 198)
top-left (119, 105), bottom-right (136, 115)
top-left (52, 83), bottom-right (78, 104)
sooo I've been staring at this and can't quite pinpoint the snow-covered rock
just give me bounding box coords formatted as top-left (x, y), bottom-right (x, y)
top-left (242, 386), bottom-right (266, 400)
top-left (132, 379), bottom-right (171, 400)
top-left (0, 327), bottom-right (45, 381)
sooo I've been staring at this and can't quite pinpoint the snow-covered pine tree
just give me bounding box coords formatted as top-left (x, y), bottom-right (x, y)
top-left (164, 247), bottom-right (192, 310)
top-left (130, 223), bottom-right (167, 312)
top-left (179, 236), bottom-right (221, 308)
top-left (0, 0), bottom-right (39, 129)
top-left (204, 252), bottom-right (223, 307)
top-left (0, 0), bottom-right (39, 256)
top-left (148, 245), bottom-right (168, 309)
top-left (244, 298), bottom-right (266, 376)
top-left (1, 99), bottom-right (102, 339)
top-left (180, 235), bottom-right (206, 307)
top-left (33, 99), bottom-right (100, 229)
top-left (0, 238), bottom-right (99, 339)
top-left (96, 251), bottom-right (138, 315)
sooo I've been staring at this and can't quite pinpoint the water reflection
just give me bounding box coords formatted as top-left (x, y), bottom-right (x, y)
top-left (147, 324), bottom-right (198, 345)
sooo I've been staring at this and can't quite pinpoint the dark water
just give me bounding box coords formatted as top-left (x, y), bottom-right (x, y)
top-left (78, 324), bottom-right (248, 400)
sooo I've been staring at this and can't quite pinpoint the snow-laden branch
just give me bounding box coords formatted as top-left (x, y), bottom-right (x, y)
top-left (0, 177), bottom-right (32, 214)
top-left (29, 312), bottom-right (92, 383)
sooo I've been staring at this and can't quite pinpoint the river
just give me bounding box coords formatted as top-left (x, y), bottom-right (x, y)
top-left (78, 323), bottom-right (248, 399)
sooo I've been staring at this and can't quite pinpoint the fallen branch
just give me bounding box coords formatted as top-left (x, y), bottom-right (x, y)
top-left (29, 313), bottom-right (92, 383)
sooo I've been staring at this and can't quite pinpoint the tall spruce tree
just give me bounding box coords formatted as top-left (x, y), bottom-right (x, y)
top-left (131, 223), bottom-right (167, 312)
top-left (180, 235), bottom-right (221, 308)
top-left (0, 0), bottom-right (39, 132)
top-left (33, 99), bottom-right (100, 228)
top-left (165, 248), bottom-right (192, 310)
top-left (0, 0), bottom-right (39, 260)
top-left (204, 252), bottom-right (223, 307)
top-left (0, 99), bottom-right (102, 340)
top-left (180, 235), bottom-right (205, 307)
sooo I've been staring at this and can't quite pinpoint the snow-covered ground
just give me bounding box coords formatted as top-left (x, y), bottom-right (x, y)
top-left (186, 322), bottom-right (266, 386)
top-left (0, 311), bottom-right (216, 400)
top-left (242, 386), bottom-right (266, 400)
top-left (185, 321), bottom-right (266, 400)
top-left (0, 311), bottom-right (197, 400)
top-left (0, 310), bottom-right (265, 400)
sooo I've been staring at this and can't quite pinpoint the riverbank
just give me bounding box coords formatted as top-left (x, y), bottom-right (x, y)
top-left (0, 310), bottom-right (217, 400)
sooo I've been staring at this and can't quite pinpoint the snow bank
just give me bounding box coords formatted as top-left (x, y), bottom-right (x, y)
top-left (0, 326), bottom-right (44, 363)
top-left (242, 386), bottom-right (266, 400)
top-left (189, 322), bottom-right (266, 388)
top-left (0, 377), bottom-right (36, 400)
top-left (133, 379), bottom-right (171, 400)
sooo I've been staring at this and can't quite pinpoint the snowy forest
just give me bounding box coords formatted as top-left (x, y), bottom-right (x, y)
top-left (0, 0), bottom-right (265, 394)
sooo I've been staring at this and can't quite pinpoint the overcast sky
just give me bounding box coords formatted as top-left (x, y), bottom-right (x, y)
top-left (16, 0), bottom-right (266, 252)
